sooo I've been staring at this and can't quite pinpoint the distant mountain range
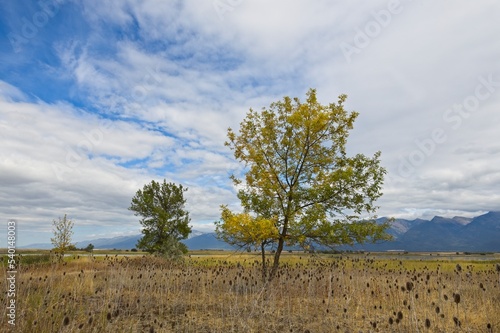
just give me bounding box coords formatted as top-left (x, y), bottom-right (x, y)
top-left (21, 211), bottom-right (500, 252)
top-left (361, 211), bottom-right (500, 252)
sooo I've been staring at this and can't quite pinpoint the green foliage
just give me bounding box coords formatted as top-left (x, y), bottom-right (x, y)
top-left (51, 214), bottom-right (75, 261)
top-left (129, 180), bottom-right (191, 258)
top-left (21, 254), bottom-right (52, 265)
top-left (219, 88), bottom-right (391, 280)
top-left (156, 236), bottom-right (189, 259)
top-left (84, 243), bottom-right (94, 252)
top-left (2, 254), bottom-right (52, 266)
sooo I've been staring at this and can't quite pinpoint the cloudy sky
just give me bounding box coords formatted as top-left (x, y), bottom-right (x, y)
top-left (1, 0), bottom-right (499, 246)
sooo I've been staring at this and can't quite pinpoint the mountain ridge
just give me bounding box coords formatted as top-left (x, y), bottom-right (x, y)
top-left (21, 211), bottom-right (500, 252)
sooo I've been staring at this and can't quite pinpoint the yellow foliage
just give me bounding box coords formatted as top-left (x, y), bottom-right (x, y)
top-left (217, 206), bottom-right (279, 247)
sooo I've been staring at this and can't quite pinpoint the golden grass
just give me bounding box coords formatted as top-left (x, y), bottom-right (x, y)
top-left (1, 252), bottom-right (499, 332)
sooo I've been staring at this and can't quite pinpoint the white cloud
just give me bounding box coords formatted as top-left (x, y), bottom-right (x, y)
top-left (0, 89), bottom-right (238, 245)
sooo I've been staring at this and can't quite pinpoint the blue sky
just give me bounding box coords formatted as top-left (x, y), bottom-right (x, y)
top-left (1, 0), bottom-right (499, 246)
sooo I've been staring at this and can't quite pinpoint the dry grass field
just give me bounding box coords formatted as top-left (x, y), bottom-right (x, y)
top-left (1, 252), bottom-right (499, 332)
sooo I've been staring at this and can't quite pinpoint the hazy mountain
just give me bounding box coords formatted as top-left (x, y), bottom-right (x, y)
top-left (20, 212), bottom-right (500, 252)
top-left (451, 216), bottom-right (473, 225)
top-left (360, 212), bottom-right (500, 252)
top-left (76, 235), bottom-right (141, 249)
top-left (460, 211), bottom-right (500, 252)
top-left (391, 216), bottom-right (465, 251)
top-left (22, 230), bottom-right (208, 250)
top-left (378, 217), bottom-right (425, 238)
top-left (20, 242), bottom-right (54, 250)
top-left (182, 233), bottom-right (234, 250)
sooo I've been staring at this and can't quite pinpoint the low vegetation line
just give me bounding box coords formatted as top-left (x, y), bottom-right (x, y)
top-left (0, 252), bottom-right (499, 332)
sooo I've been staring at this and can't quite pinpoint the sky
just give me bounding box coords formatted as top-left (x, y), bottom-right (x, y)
top-left (1, 0), bottom-right (499, 247)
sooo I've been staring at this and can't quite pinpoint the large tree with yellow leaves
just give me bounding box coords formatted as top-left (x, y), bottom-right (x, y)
top-left (216, 89), bottom-right (390, 281)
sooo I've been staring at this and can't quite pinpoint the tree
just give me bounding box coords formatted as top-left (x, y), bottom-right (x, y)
top-left (215, 206), bottom-right (279, 280)
top-left (84, 243), bottom-right (94, 253)
top-left (51, 214), bottom-right (74, 262)
top-left (129, 180), bottom-right (191, 257)
top-left (216, 89), bottom-right (391, 281)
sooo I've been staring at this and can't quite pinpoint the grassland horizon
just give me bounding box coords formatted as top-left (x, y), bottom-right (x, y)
top-left (1, 251), bottom-right (499, 332)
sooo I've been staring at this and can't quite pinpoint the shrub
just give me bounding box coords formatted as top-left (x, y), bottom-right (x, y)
top-left (20, 254), bottom-right (52, 265)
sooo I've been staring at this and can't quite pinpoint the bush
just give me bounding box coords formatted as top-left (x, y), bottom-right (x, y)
top-left (19, 254), bottom-right (52, 265)
top-left (83, 243), bottom-right (94, 252)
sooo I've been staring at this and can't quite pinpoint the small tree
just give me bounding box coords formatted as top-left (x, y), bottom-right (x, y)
top-left (129, 180), bottom-right (192, 258)
top-left (84, 243), bottom-right (94, 253)
top-left (215, 206), bottom-right (279, 280)
top-left (217, 89), bottom-right (391, 281)
top-left (51, 214), bottom-right (74, 262)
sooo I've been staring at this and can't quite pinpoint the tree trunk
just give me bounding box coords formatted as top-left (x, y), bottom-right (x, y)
top-left (268, 211), bottom-right (290, 282)
top-left (268, 235), bottom-right (285, 281)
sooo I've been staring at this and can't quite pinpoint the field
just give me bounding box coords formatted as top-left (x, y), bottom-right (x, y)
top-left (1, 251), bottom-right (499, 332)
